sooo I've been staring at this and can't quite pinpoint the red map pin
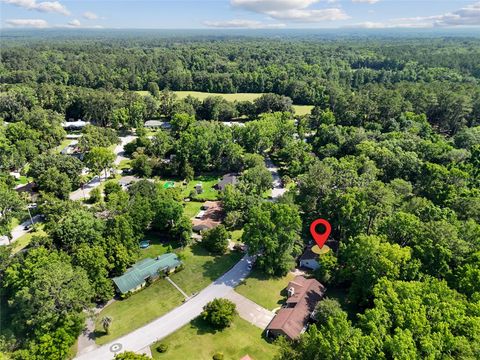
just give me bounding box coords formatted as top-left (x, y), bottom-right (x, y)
top-left (310, 219), bottom-right (331, 249)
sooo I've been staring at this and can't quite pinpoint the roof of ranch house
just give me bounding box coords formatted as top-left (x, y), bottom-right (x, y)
top-left (112, 253), bottom-right (182, 294)
top-left (266, 276), bottom-right (324, 340)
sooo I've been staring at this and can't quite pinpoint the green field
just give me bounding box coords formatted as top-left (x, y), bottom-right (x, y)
top-left (235, 269), bottom-right (295, 310)
top-left (137, 90), bottom-right (313, 116)
top-left (94, 244), bottom-right (242, 344)
top-left (151, 316), bottom-right (277, 360)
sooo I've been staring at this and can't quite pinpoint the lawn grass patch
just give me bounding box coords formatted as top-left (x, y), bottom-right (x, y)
top-left (183, 201), bottom-right (203, 219)
top-left (12, 227), bottom-right (46, 254)
top-left (94, 244), bottom-right (242, 344)
top-left (137, 231), bottom-right (180, 261)
top-left (292, 105), bottom-right (314, 116)
top-left (235, 269), bottom-right (295, 310)
top-left (55, 139), bottom-right (73, 153)
top-left (94, 280), bottom-right (184, 345)
top-left (230, 229), bottom-right (244, 242)
top-left (118, 159), bottom-right (132, 171)
top-left (181, 175), bottom-right (220, 201)
top-left (151, 316), bottom-right (277, 360)
top-left (170, 244), bottom-right (243, 294)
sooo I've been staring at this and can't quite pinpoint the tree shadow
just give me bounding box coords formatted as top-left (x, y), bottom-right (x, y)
top-left (190, 317), bottom-right (218, 335)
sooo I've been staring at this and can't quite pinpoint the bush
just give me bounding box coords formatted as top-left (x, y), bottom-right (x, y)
top-left (212, 352), bottom-right (224, 360)
top-left (89, 187), bottom-right (102, 203)
top-left (201, 298), bottom-right (237, 329)
top-left (156, 343), bottom-right (168, 353)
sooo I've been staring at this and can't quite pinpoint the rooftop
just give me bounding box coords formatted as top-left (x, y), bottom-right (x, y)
top-left (216, 173), bottom-right (238, 191)
top-left (112, 253), bottom-right (182, 294)
top-left (267, 276), bottom-right (324, 340)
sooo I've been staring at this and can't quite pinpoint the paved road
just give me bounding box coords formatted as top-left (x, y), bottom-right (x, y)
top-left (75, 255), bottom-right (254, 360)
top-left (265, 157), bottom-right (287, 200)
top-left (69, 135), bottom-right (137, 201)
top-left (0, 215), bottom-right (43, 245)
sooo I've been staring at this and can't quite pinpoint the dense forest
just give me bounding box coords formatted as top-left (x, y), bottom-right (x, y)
top-left (1, 32), bottom-right (480, 359)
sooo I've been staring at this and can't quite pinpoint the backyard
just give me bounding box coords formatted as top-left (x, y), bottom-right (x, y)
top-left (94, 244), bottom-right (242, 344)
top-left (235, 269), bottom-right (295, 310)
top-left (150, 316), bottom-right (277, 360)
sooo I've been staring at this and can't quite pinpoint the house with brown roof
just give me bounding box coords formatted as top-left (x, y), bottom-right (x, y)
top-left (266, 276), bottom-right (325, 340)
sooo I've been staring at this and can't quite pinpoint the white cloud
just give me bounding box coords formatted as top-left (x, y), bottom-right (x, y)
top-left (231, 0), bottom-right (349, 22)
top-left (350, 1), bottom-right (480, 28)
top-left (232, 0), bottom-right (319, 12)
top-left (83, 11), bottom-right (99, 20)
top-left (352, 0), bottom-right (380, 4)
top-left (5, 18), bottom-right (49, 27)
top-left (204, 19), bottom-right (286, 28)
top-left (68, 19), bottom-right (81, 27)
top-left (2, 0), bottom-right (70, 16)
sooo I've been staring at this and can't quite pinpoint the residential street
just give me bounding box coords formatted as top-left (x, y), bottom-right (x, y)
top-left (75, 255), bottom-right (254, 360)
top-left (0, 215), bottom-right (43, 245)
top-left (69, 135), bottom-right (136, 201)
top-left (265, 157), bottom-right (287, 200)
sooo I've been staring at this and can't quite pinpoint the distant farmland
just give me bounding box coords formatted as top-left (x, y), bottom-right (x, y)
top-left (136, 91), bottom-right (314, 116)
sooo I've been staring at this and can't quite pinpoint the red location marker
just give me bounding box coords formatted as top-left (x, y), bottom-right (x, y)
top-left (310, 219), bottom-right (331, 249)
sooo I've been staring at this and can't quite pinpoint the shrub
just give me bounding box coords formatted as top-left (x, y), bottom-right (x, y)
top-left (156, 343), bottom-right (168, 353)
top-left (212, 352), bottom-right (224, 360)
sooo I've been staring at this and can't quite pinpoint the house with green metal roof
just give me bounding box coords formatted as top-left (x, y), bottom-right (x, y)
top-left (112, 253), bottom-right (182, 294)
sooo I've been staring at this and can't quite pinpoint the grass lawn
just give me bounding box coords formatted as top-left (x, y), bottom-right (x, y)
top-left (151, 316), bottom-right (277, 360)
top-left (292, 104), bottom-right (314, 116)
top-left (183, 201), bottom-right (203, 219)
top-left (170, 244), bottom-right (243, 294)
top-left (235, 269), bottom-right (295, 311)
top-left (137, 232), bottom-right (180, 261)
top-left (94, 244), bottom-right (242, 344)
top-left (117, 159), bottom-right (132, 171)
top-left (94, 280), bottom-right (184, 345)
top-left (55, 139), bottom-right (73, 153)
top-left (181, 175), bottom-right (220, 201)
top-left (11, 227), bottom-right (46, 254)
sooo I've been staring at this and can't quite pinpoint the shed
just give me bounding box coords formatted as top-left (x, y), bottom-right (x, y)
top-left (215, 173), bottom-right (238, 191)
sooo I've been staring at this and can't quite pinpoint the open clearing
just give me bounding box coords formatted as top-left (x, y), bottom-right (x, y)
top-left (150, 316), bottom-right (277, 360)
top-left (137, 90), bottom-right (313, 116)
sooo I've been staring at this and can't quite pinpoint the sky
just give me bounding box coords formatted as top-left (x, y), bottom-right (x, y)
top-left (1, 0), bottom-right (480, 30)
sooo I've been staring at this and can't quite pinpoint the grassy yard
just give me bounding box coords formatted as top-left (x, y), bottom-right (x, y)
top-left (235, 269), bottom-right (295, 310)
top-left (151, 316), bottom-right (277, 360)
top-left (292, 104), bottom-right (314, 116)
top-left (137, 232), bottom-right (180, 261)
top-left (94, 279), bottom-right (184, 345)
top-left (170, 244), bottom-right (243, 294)
top-left (94, 244), bottom-right (242, 344)
top-left (117, 159), bottom-right (132, 171)
top-left (181, 175), bottom-right (220, 201)
top-left (183, 201), bottom-right (203, 219)
top-left (11, 227), bottom-right (47, 254)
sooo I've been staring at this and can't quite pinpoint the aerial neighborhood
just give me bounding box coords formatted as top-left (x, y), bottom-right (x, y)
top-left (1, 2), bottom-right (480, 359)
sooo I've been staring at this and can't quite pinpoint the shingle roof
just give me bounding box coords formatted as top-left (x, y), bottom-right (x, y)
top-left (267, 276), bottom-right (324, 339)
top-left (112, 253), bottom-right (182, 294)
top-left (216, 173), bottom-right (238, 191)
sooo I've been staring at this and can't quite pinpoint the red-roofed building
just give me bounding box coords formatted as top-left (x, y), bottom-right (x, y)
top-left (266, 276), bottom-right (325, 340)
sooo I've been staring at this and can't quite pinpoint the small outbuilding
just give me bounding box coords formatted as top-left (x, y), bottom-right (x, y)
top-left (144, 120), bottom-right (172, 130)
top-left (298, 246), bottom-right (320, 270)
top-left (112, 253), bottom-right (182, 295)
